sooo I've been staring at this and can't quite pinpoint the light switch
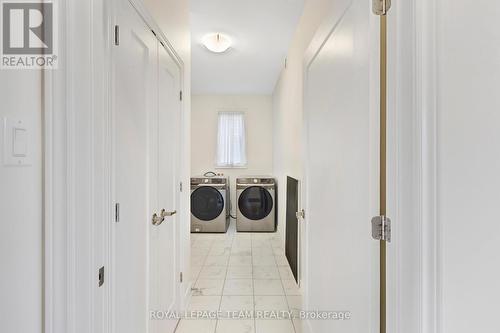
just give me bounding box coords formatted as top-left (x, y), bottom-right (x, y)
top-left (3, 118), bottom-right (32, 166)
top-left (13, 127), bottom-right (27, 157)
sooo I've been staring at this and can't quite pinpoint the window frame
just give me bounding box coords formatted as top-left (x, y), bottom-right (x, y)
top-left (215, 111), bottom-right (248, 169)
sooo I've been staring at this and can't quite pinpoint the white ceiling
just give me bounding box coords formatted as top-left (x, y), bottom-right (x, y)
top-left (191, 0), bottom-right (304, 95)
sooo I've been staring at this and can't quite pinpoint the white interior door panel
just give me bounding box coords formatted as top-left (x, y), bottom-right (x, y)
top-left (113, 1), bottom-right (156, 332)
top-left (149, 43), bottom-right (182, 333)
top-left (304, 0), bottom-right (379, 331)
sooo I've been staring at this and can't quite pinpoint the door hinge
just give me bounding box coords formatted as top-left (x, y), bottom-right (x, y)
top-left (180, 182), bottom-right (183, 192)
top-left (115, 203), bottom-right (120, 222)
top-left (296, 209), bottom-right (305, 220)
top-left (372, 0), bottom-right (391, 15)
top-left (98, 266), bottom-right (105, 287)
top-left (371, 215), bottom-right (391, 242)
top-left (179, 272), bottom-right (183, 283)
top-left (114, 25), bottom-right (120, 46)
top-left (180, 90), bottom-right (183, 101)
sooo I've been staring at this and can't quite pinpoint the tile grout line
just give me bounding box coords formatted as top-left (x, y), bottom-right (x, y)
top-left (215, 224), bottom-right (235, 332)
top-left (192, 236), bottom-right (212, 287)
top-left (189, 227), bottom-right (298, 333)
top-left (275, 242), bottom-right (298, 333)
top-left (181, 236), bottom-right (214, 333)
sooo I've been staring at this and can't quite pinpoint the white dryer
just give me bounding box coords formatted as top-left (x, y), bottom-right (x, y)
top-left (191, 177), bottom-right (230, 233)
top-left (236, 177), bottom-right (276, 232)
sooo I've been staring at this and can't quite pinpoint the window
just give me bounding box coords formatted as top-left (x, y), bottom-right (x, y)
top-left (216, 112), bottom-right (247, 167)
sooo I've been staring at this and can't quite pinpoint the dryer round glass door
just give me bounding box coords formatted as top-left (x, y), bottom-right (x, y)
top-left (191, 187), bottom-right (225, 221)
top-left (238, 186), bottom-right (273, 220)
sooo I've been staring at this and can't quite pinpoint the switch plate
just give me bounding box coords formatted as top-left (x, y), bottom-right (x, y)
top-left (13, 128), bottom-right (27, 156)
top-left (3, 118), bottom-right (32, 166)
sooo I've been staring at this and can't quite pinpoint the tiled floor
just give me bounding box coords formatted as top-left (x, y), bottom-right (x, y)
top-left (176, 221), bottom-right (303, 333)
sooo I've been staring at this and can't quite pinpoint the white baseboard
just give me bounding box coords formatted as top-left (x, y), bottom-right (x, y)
top-left (181, 281), bottom-right (193, 311)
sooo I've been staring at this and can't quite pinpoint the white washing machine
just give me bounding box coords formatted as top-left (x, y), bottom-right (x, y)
top-left (191, 177), bottom-right (230, 233)
top-left (236, 177), bottom-right (276, 232)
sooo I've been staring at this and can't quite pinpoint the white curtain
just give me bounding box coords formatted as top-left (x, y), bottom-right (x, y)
top-left (216, 112), bottom-right (247, 167)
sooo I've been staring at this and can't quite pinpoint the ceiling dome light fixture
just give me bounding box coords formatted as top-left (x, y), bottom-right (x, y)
top-left (202, 33), bottom-right (232, 53)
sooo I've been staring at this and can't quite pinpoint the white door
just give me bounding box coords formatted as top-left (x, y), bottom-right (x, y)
top-left (113, 1), bottom-right (156, 333)
top-left (149, 42), bottom-right (182, 333)
top-left (303, 0), bottom-right (380, 332)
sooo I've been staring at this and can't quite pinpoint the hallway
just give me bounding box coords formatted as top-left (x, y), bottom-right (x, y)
top-left (176, 221), bottom-right (302, 333)
top-left (3, 1), bottom-right (500, 333)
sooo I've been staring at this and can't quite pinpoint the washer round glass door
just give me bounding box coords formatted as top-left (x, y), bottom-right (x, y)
top-left (191, 186), bottom-right (224, 221)
top-left (238, 186), bottom-right (273, 220)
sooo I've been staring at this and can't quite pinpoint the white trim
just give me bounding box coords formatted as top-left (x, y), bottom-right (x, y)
top-left (43, 2), bottom-right (118, 333)
top-left (42, 0), bottom-right (75, 331)
top-left (386, 0), bottom-right (416, 332)
top-left (385, 0), bottom-right (439, 331)
top-left (386, 3), bottom-right (402, 332)
top-left (109, 3), bottom-right (118, 333)
top-left (127, 0), bottom-right (184, 68)
top-left (416, 0), bottom-right (439, 332)
top-left (65, 2), bottom-right (77, 332)
top-left (42, 63), bottom-right (54, 333)
top-left (103, 2), bottom-right (114, 333)
top-left (303, 1), bottom-right (353, 67)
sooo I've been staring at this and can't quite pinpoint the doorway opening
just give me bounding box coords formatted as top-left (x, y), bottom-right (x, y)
top-left (182, 0), bottom-right (385, 333)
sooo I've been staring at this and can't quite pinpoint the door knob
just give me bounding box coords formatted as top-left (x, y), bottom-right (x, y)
top-left (152, 213), bottom-right (164, 226)
top-left (160, 209), bottom-right (177, 218)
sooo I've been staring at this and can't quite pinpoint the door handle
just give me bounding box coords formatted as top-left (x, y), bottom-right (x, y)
top-left (152, 213), bottom-right (164, 226)
top-left (160, 209), bottom-right (177, 218)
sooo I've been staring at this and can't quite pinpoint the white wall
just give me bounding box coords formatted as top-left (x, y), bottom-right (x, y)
top-left (272, 0), bottom-right (335, 248)
top-left (0, 72), bottom-right (43, 333)
top-left (433, 1), bottom-right (500, 332)
top-left (191, 95), bottom-right (273, 216)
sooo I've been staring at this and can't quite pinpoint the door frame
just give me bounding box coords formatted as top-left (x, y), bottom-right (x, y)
top-left (386, 0), bottom-right (440, 332)
top-left (42, 1), bottom-right (114, 332)
top-left (299, 0), bottom-right (436, 332)
top-left (42, 1), bottom-right (188, 332)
